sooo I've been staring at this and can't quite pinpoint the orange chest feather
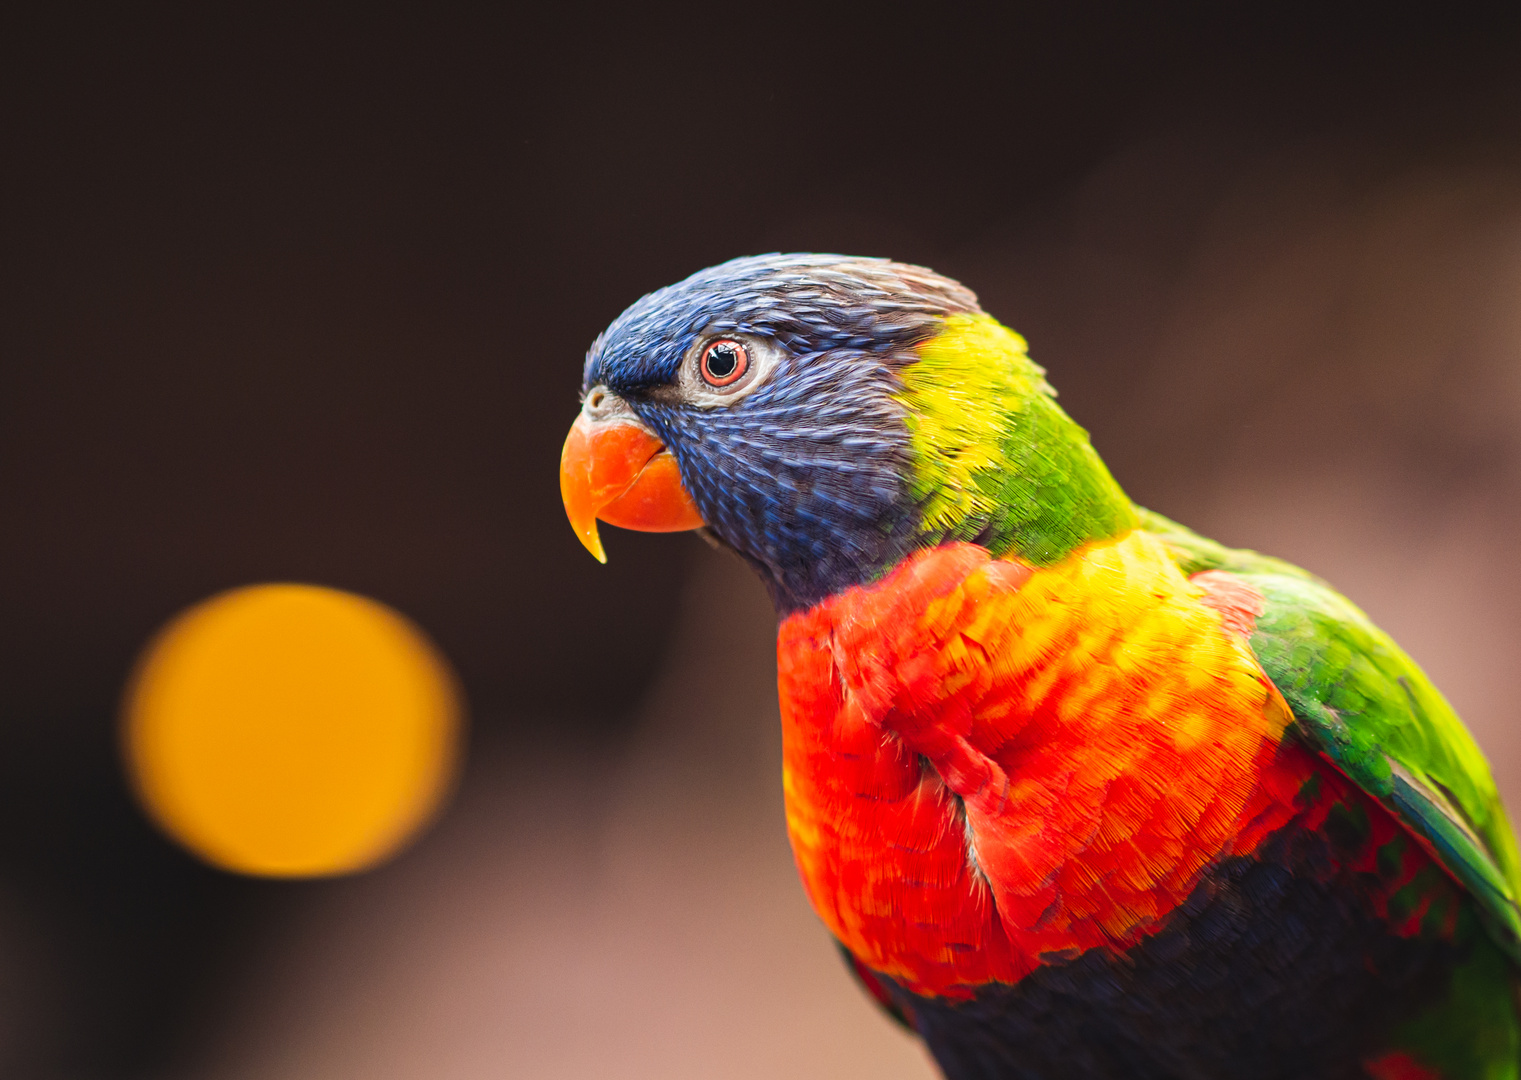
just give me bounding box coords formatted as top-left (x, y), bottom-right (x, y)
top-left (776, 532), bottom-right (1308, 996)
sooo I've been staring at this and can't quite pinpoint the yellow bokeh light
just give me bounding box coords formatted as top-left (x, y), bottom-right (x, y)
top-left (122, 584), bottom-right (464, 878)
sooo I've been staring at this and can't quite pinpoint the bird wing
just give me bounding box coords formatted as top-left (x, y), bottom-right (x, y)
top-left (1142, 508), bottom-right (1521, 964)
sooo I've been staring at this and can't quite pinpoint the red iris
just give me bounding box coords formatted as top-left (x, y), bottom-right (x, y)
top-left (700, 339), bottom-right (749, 387)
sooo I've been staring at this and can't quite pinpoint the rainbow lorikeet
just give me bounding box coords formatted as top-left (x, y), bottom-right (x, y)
top-left (558, 254), bottom-right (1521, 1079)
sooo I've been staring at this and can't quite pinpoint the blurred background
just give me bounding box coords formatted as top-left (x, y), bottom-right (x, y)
top-left (3, 5), bottom-right (1521, 1077)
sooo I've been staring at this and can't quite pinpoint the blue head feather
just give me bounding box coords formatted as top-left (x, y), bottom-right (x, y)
top-left (582, 253), bottom-right (980, 613)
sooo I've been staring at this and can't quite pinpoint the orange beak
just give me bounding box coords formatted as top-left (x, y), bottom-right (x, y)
top-left (559, 410), bottom-right (705, 562)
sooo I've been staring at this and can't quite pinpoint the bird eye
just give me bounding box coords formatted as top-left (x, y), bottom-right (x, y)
top-left (699, 339), bottom-right (749, 388)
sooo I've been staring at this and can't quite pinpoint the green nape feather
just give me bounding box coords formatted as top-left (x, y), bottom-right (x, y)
top-left (1141, 507), bottom-right (1521, 967)
top-left (897, 315), bottom-right (1137, 566)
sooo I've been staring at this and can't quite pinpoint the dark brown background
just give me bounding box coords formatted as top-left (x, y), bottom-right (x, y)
top-left (3, 6), bottom-right (1521, 1077)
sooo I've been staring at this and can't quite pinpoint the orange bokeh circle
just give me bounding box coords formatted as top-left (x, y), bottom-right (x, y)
top-left (122, 584), bottom-right (464, 877)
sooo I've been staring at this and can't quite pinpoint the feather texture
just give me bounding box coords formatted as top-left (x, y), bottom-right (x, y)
top-left (575, 254), bottom-right (1521, 1078)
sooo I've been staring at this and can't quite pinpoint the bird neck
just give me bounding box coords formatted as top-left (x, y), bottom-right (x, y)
top-left (735, 313), bottom-right (1137, 617)
top-left (894, 313), bottom-right (1138, 567)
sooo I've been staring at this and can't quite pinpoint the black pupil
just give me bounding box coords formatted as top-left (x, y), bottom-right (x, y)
top-left (706, 345), bottom-right (738, 380)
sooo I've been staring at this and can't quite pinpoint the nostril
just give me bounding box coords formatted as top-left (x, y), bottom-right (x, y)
top-left (587, 388), bottom-right (606, 411)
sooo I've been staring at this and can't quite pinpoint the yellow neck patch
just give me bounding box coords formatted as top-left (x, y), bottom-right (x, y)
top-left (894, 313), bottom-right (1135, 564)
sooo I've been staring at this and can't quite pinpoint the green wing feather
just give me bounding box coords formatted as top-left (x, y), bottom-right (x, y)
top-left (1140, 508), bottom-right (1521, 964)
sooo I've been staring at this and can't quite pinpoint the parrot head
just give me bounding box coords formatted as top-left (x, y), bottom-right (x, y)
top-left (560, 253), bottom-right (1136, 614)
